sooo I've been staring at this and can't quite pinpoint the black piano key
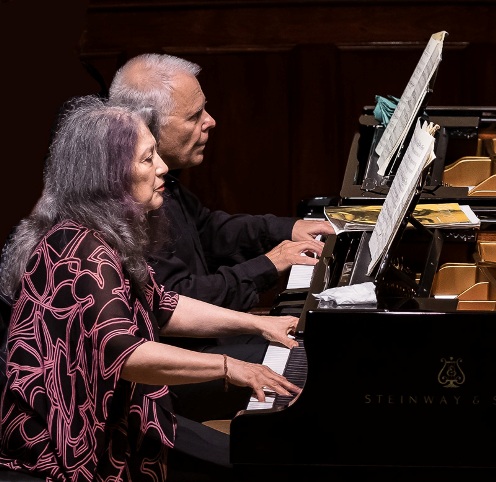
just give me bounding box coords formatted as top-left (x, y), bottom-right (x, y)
top-left (274, 338), bottom-right (307, 407)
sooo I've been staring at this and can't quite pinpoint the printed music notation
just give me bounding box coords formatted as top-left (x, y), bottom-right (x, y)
top-left (375, 30), bottom-right (447, 176)
top-left (367, 120), bottom-right (440, 275)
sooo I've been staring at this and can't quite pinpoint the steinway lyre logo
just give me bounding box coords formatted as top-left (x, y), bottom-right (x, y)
top-left (438, 356), bottom-right (465, 388)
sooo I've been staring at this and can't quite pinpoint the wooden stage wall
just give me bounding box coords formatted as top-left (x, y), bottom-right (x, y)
top-left (80, 0), bottom-right (496, 218)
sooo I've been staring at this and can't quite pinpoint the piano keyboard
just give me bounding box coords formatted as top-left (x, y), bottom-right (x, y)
top-left (246, 338), bottom-right (306, 410)
top-left (285, 231), bottom-right (323, 289)
top-left (245, 247), bottom-right (316, 410)
top-left (286, 264), bottom-right (314, 289)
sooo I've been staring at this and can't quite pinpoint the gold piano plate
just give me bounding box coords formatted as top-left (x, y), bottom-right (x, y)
top-left (467, 136), bottom-right (496, 195)
top-left (448, 136), bottom-right (496, 191)
top-left (431, 263), bottom-right (482, 295)
top-left (457, 300), bottom-right (496, 311)
top-left (477, 241), bottom-right (496, 264)
top-left (442, 156), bottom-right (492, 187)
top-left (478, 135), bottom-right (496, 157)
top-left (467, 174), bottom-right (496, 196)
top-left (431, 262), bottom-right (496, 310)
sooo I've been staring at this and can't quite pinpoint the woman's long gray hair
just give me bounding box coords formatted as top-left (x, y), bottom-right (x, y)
top-left (0, 95), bottom-right (166, 299)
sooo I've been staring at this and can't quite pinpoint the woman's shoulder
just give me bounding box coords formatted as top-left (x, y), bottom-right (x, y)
top-left (49, 220), bottom-right (91, 236)
top-left (46, 221), bottom-right (117, 259)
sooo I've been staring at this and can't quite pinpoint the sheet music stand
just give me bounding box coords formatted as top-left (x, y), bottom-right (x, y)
top-left (361, 87), bottom-right (435, 193)
top-left (369, 164), bottom-right (478, 310)
top-left (373, 167), bottom-right (441, 308)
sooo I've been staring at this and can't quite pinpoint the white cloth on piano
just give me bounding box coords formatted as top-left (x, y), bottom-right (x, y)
top-left (313, 281), bottom-right (376, 305)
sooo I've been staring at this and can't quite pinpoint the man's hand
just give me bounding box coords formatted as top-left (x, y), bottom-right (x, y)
top-left (291, 219), bottom-right (335, 241)
top-left (265, 239), bottom-right (324, 273)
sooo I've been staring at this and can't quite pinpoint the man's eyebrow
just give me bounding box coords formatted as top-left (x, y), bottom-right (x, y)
top-left (191, 105), bottom-right (203, 117)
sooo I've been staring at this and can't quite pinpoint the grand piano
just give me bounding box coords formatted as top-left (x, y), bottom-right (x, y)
top-left (229, 106), bottom-right (496, 481)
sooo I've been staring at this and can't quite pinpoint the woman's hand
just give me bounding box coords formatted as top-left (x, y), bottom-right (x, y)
top-left (225, 355), bottom-right (302, 403)
top-left (254, 314), bottom-right (299, 349)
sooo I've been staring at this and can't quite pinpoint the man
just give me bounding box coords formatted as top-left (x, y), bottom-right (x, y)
top-left (108, 53), bottom-right (334, 312)
top-left (107, 53), bottom-right (334, 423)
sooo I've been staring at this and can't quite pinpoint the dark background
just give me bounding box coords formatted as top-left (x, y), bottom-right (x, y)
top-left (2, 0), bottom-right (495, 249)
top-left (1, 0), bottom-right (101, 248)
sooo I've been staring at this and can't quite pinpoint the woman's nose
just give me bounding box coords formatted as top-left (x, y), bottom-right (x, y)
top-left (157, 155), bottom-right (168, 174)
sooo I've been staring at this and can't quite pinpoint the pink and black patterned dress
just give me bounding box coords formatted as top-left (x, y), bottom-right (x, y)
top-left (0, 221), bottom-right (180, 481)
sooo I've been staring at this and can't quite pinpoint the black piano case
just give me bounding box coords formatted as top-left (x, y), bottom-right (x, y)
top-left (302, 309), bottom-right (496, 469)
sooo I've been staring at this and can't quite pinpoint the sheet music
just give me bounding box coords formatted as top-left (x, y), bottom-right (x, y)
top-left (375, 31), bottom-right (447, 176)
top-left (367, 119), bottom-right (438, 275)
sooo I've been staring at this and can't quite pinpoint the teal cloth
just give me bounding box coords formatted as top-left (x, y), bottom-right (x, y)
top-left (373, 95), bottom-right (399, 126)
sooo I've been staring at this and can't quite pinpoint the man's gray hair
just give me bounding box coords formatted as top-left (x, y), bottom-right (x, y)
top-left (108, 53), bottom-right (201, 135)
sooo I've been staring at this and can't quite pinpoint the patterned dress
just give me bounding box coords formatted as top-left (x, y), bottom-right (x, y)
top-left (0, 221), bottom-right (179, 481)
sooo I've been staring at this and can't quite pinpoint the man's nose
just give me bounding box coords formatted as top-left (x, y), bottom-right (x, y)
top-left (202, 111), bottom-right (216, 130)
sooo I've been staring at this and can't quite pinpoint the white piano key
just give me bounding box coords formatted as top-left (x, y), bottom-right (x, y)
top-left (286, 264), bottom-right (314, 289)
top-left (261, 342), bottom-right (290, 375)
top-left (245, 342), bottom-right (291, 410)
top-left (246, 395), bottom-right (275, 411)
top-left (285, 227), bottom-right (322, 289)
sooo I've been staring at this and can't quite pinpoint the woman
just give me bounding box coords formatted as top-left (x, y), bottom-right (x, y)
top-left (0, 96), bottom-right (300, 481)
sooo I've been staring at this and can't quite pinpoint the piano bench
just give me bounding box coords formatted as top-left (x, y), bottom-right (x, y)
top-left (202, 419), bottom-right (231, 435)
